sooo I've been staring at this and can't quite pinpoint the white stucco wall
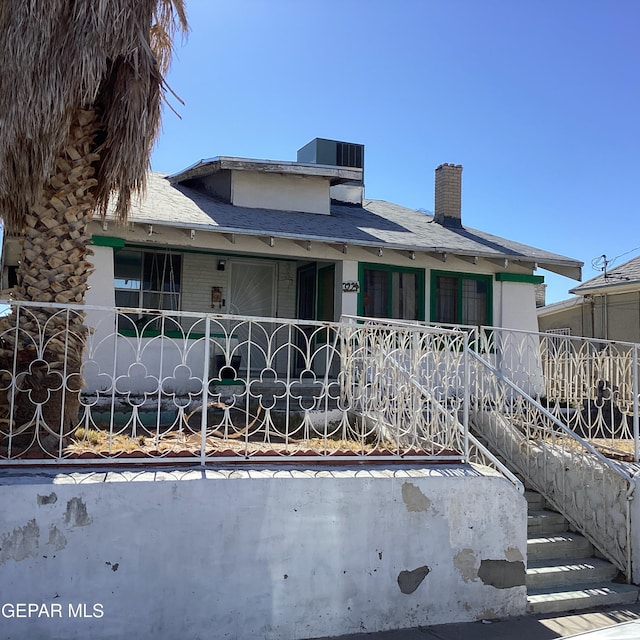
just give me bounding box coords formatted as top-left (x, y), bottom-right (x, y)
top-left (498, 281), bottom-right (539, 332)
top-left (0, 466), bottom-right (526, 640)
top-left (232, 171), bottom-right (330, 215)
top-left (631, 477), bottom-right (640, 585)
top-left (86, 246), bottom-right (115, 309)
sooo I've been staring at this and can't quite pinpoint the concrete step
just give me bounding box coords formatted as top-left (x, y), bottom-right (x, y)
top-left (525, 489), bottom-right (546, 510)
top-left (527, 582), bottom-right (639, 614)
top-left (527, 557), bottom-right (620, 589)
top-left (528, 509), bottom-right (569, 535)
top-left (528, 531), bottom-right (594, 561)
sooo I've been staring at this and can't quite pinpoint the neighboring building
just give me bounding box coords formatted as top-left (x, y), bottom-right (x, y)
top-left (2, 138), bottom-right (582, 332)
top-left (538, 254), bottom-right (640, 342)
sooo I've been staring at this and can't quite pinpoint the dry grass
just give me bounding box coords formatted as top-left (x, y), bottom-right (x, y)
top-left (65, 427), bottom-right (388, 458)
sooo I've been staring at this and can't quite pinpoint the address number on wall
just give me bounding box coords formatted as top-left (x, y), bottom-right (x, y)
top-left (342, 281), bottom-right (360, 293)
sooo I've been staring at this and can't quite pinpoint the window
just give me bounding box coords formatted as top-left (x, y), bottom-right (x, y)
top-left (431, 271), bottom-right (492, 326)
top-left (359, 264), bottom-right (425, 321)
top-left (114, 249), bottom-right (182, 331)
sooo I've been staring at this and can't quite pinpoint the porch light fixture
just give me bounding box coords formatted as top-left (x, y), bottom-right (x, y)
top-left (217, 259), bottom-right (226, 271)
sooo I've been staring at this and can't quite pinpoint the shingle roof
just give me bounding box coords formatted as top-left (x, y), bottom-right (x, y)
top-left (111, 172), bottom-right (582, 279)
top-left (571, 255), bottom-right (640, 294)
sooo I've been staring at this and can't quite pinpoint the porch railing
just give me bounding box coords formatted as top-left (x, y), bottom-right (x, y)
top-left (478, 327), bottom-right (640, 462)
top-left (343, 316), bottom-right (524, 492)
top-left (0, 301), bottom-right (472, 465)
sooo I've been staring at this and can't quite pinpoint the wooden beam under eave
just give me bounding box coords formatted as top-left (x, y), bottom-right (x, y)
top-left (223, 233), bottom-right (236, 244)
top-left (427, 251), bottom-right (448, 262)
top-left (327, 242), bottom-right (348, 254)
top-left (458, 255), bottom-right (479, 266)
top-left (365, 247), bottom-right (384, 258)
top-left (487, 258), bottom-right (509, 269)
top-left (295, 240), bottom-right (312, 251)
top-left (395, 249), bottom-right (417, 261)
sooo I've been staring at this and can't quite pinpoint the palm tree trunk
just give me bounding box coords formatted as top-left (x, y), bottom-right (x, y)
top-left (0, 108), bottom-right (100, 454)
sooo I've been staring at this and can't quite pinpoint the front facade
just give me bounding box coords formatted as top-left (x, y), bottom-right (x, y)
top-left (0, 138), bottom-right (580, 336)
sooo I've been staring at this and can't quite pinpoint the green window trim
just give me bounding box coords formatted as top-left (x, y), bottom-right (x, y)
top-left (430, 270), bottom-right (493, 326)
top-left (495, 272), bottom-right (544, 284)
top-left (357, 262), bottom-right (425, 321)
top-left (91, 235), bottom-right (125, 249)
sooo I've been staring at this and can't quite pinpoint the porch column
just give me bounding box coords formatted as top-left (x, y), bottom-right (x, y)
top-left (339, 260), bottom-right (359, 317)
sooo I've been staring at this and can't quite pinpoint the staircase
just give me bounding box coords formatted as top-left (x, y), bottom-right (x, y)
top-left (525, 489), bottom-right (638, 614)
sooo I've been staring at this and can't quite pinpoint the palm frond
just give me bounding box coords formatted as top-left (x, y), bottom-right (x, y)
top-left (0, 0), bottom-right (188, 231)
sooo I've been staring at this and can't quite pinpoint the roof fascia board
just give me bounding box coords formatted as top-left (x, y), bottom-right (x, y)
top-left (168, 157), bottom-right (362, 185)
top-left (570, 279), bottom-right (640, 296)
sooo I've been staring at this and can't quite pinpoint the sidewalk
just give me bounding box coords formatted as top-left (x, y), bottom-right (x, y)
top-left (311, 603), bottom-right (640, 640)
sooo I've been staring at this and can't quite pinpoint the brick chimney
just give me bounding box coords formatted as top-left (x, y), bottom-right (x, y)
top-left (434, 163), bottom-right (463, 228)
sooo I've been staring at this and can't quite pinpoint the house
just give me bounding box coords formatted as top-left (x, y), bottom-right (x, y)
top-left (1, 138), bottom-right (581, 330)
top-left (538, 254), bottom-right (640, 342)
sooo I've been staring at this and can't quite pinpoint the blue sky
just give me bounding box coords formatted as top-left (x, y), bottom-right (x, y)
top-left (151, 0), bottom-right (640, 304)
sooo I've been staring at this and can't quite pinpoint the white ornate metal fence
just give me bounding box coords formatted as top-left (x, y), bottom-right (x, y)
top-left (0, 301), bottom-right (479, 466)
top-left (469, 348), bottom-right (635, 578)
top-left (479, 327), bottom-right (640, 462)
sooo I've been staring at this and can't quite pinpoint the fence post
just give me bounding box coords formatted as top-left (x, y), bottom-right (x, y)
top-left (463, 331), bottom-right (470, 461)
top-left (200, 316), bottom-right (211, 466)
top-left (634, 344), bottom-right (639, 463)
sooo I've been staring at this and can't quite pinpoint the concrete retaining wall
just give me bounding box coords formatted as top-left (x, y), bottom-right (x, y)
top-left (0, 465), bottom-right (526, 640)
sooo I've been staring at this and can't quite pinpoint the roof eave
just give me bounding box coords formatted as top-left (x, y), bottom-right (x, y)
top-left (93, 217), bottom-right (583, 275)
top-left (167, 158), bottom-right (362, 186)
top-left (570, 278), bottom-right (640, 296)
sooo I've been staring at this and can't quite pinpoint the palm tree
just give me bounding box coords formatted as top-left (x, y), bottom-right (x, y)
top-left (0, 1), bottom-right (188, 452)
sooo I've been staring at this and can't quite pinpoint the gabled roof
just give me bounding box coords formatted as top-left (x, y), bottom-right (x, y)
top-left (571, 255), bottom-right (640, 294)
top-left (110, 172), bottom-right (582, 280)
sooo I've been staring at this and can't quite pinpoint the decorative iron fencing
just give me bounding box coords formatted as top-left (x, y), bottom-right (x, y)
top-left (478, 327), bottom-right (640, 461)
top-left (469, 348), bottom-right (634, 578)
top-left (0, 302), bottom-right (474, 465)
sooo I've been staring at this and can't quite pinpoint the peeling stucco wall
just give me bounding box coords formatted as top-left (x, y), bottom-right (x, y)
top-left (0, 465), bottom-right (526, 640)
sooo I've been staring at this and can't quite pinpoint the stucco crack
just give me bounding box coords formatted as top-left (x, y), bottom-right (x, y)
top-left (401, 482), bottom-right (432, 513)
top-left (397, 565), bottom-right (430, 594)
top-left (477, 559), bottom-right (525, 589)
top-left (64, 497), bottom-right (92, 528)
top-left (0, 519), bottom-right (40, 564)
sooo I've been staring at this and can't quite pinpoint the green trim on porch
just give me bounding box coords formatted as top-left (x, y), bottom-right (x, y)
top-left (91, 235), bottom-right (126, 249)
top-left (495, 272), bottom-right (544, 284)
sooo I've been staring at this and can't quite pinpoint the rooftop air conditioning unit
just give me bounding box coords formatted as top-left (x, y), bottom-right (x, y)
top-left (297, 138), bottom-right (364, 170)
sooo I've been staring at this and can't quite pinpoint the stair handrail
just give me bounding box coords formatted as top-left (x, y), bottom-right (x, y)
top-left (341, 315), bottom-right (524, 493)
top-left (470, 347), bottom-right (635, 580)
